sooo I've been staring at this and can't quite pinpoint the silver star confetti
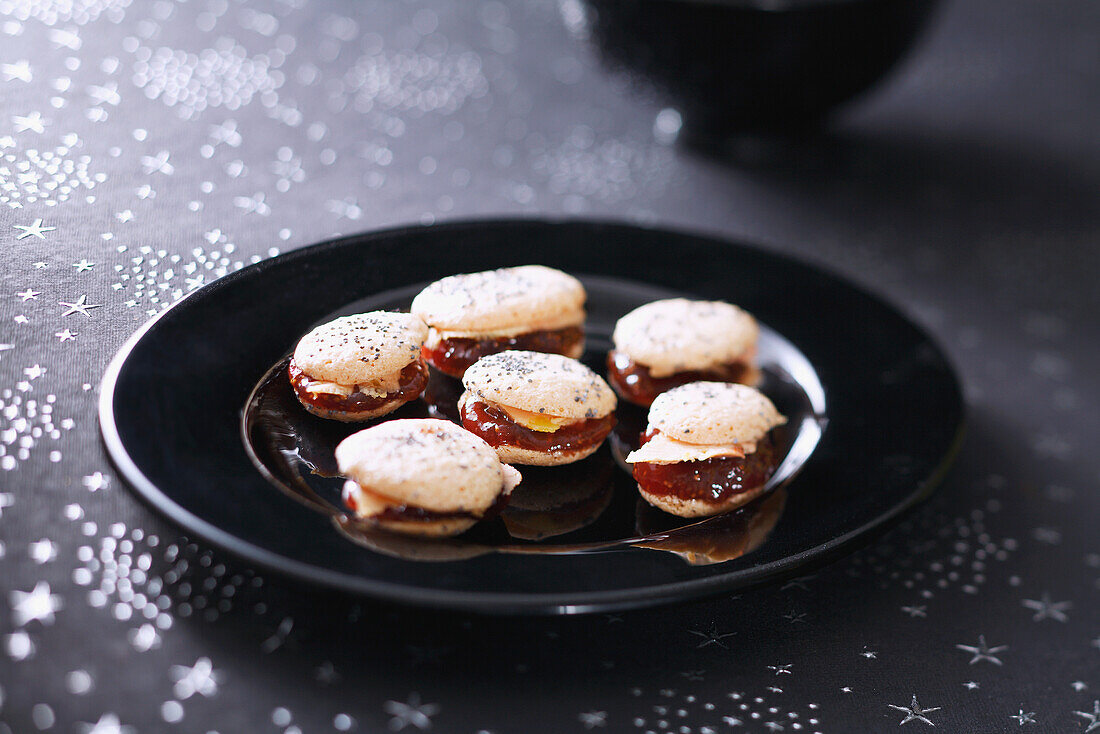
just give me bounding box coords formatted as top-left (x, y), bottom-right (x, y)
top-left (888, 695), bottom-right (941, 726)
top-left (170, 657), bottom-right (221, 699)
top-left (60, 294), bottom-right (102, 317)
top-left (956, 635), bottom-right (1008, 665)
top-left (1022, 593), bottom-right (1071, 622)
top-left (383, 693), bottom-right (439, 731)
top-left (13, 218), bottom-right (55, 239)
top-left (1010, 709), bottom-right (1036, 725)
top-left (1074, 700), bottom-right (1100, 732)
top-left (10, 581), bottom-right (62, 626)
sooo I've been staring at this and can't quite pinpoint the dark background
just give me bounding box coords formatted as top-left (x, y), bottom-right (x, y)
top-left (0, 0), bottom-right (1097, 731)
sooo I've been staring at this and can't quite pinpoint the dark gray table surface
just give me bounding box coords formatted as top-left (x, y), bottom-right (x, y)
top-left (0, 1), bottom-right (1097, 732)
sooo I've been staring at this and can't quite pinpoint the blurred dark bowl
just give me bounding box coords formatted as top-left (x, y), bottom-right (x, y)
top-left (577, 0), bottom-right (938, 134)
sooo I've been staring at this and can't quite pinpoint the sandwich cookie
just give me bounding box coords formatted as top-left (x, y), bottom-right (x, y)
top-left (335, 419), bottom-right (522, 537)
top-left (289, 311), bottom-right (429, 421)
top-left (459, 350), bottom-right (617, 466)
top-left (411, 265), bottom-right (586, 378)
top-left (625, 382), bottom-right (786, 518)
top-left (608, 298), bottom-right (759, 406)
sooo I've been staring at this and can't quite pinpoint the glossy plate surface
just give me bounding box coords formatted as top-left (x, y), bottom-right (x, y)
top-left (100, 219), bottom-right (964, 613)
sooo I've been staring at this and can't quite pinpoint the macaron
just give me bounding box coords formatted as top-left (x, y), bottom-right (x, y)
top-left (335, 419), bottom-right (522, 537)
top-left (411, 265), bottom-right (586, 377)
top-left (607, 298), bottom-right (759, 406)
top-left (289, 311), bottom-right (429, 421)
top-left (458, 350), bottom-right (617, 466)
top-left (625, 382), bottom-right (786, 518)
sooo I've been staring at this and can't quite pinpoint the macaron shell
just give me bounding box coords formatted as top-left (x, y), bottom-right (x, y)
top-left (492, 441), bottom-right (604, 467)
top-left (411, 265), bottom-right (586, 334)
top-left (293, 312), bottom-right (427, 387)
top-left (297, 395), bottom-right (413, 422)
top-left (648, 382), bottom-right (786, 446)
top-left (462, 350), bottom-right (616, 421)
top-left (612, 298), bottom-right (758, 377)
top-left (638, 484), bottom-right (768, 518)
top-left (335, 419), bottom-right (508, 513)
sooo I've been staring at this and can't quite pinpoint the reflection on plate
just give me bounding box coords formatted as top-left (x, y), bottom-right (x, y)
top-left (100, 219), bottom-right (963, 613)
top-left (241, 277), bottom-right (825, 564)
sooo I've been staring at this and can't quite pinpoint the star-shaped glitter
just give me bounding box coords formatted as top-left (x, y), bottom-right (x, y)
top-left (1, 60), bottom-right (32, 82)
top-left (33, 261), bottom-right (47, 268)
top-left (1073, 682), bottom-right (1089, 692)
top-left (767, 664), bottom-right (792, 675)
top-left (28, 538), bottom-right (56, 564)
top-left (233, 192), bottom-right (270, 215)
top-left (963, 681), bottom-right (980, 690)
top-left (60, 294), bottom-right (102, 317)
top-left (578, 711), bottom-right (607, 729)
top-left (55, 329), bottom-right (76, 342)
top-left (87, 82), bottom-right (120, 106)
top-left (783, 610), bottom-right (807, 623)
top-left (956, 635), bottom-right (1008, 665)
top-left (888, 695), bottom-right (941, 726)
top-left (170, 657), bottom-right (220, 699)
top-left (1010, 709), bottom-right (1036, 725)
top-left (23, 364), bottom-right (44, 379)
top-left (15, 289), bottom-right (40, 301)
top-left (723, 716), bottom-right (743, 726)
top-left (10, 581), bottom-right (62, 626)
top-left (82, 472), bottom-right (110, 492)
top-left (1022, 593), bottom-right (1071, 622)
top-left (140, 150), bottom-right (174, 175)
top-left (383, 693), bottom-right (439, 731)
top-left (78, 713), bottom-right (134, 734)
top-left (690, 624), bottom-right (736, 649)
top-left (13, 218), bottom-right (55, 239)
top-left (115, 209), bottom-right (134, 223)
top-left (902, 605), bottom-right (927, 618)
top-left (861, 649), bottom-right (878, 659)
top-left (72, 259), bottom-right (95, 272)
top-left (208, 120), bottom-right (241, 147)
top-left (12, 111), bottom-right (46, 133)
top-left (1075, 700), bottom-right (1100, 732)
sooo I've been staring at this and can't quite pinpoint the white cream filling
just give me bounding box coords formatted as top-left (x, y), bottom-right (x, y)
top-left (625, 432), bottom-right (758, 465)
top-left (427, 309), bottom-right (585, 342)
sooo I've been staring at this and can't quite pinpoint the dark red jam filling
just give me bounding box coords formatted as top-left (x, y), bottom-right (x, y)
top-left (422, 325), bottom-right (584, 378)
top-left (606, 350), bottom-right (755, 407)
top-left (288, 358), bottom-right (428, 414)
top-left (344, 484), bottom-right (510, 523)
top-left (461, 399), bottom-right (615, 454)
top-left (632, 429), bottom-right (778, 504)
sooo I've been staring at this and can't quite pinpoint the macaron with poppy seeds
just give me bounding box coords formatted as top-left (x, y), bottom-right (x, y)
top-left (459, 350), bottom-right (617, 466)
top-left (288, 311), bottom-right (429, 422)
top-left (625, 382), bottom-right (786, 518)
top-left (335, 419), bottom-right (522, 537)
top-left (411, 265), bottom-right (586, 378)
top-left (607, 298), bottom-right (759, 406)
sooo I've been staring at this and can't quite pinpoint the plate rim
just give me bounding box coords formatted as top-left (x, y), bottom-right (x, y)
top-left (99, 216), bottom-right (966, 614)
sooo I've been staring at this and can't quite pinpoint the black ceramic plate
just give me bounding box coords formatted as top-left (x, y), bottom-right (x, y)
top-left (100, 219), bottom-right (964, 614)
